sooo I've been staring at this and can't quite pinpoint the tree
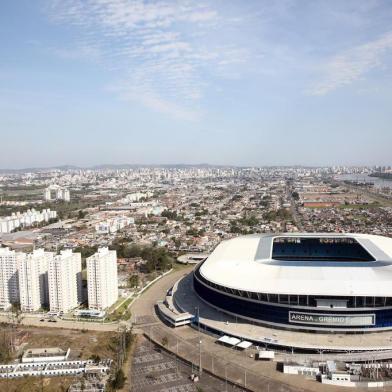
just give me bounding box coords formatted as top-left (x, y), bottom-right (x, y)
top-left (161, 336), bottom-right (168, 347)
top-left (161, 209), bottom-right (178, 220)
top-left (186, 228), bottom-right (200, 237)
top-left (128, 274), bottom-right (139, 288)
top-left (10, 302), bottom-right (23, 327)
top-left (89, 354), bottom-right (101, 363)
top-left (0, 330), bottom-right (11, 363)
top-left (240, 215), bottom-right (259, 226)
top-left (110, 241), bottom-right (173, 272)
top-left (74, 245), bottom-right (97, 259)
top-left (230, 224), bottom-right (241, 234)
top-left (110, 369), bottom-right (126, 389)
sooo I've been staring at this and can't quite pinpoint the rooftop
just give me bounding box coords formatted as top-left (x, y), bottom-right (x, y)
top-left (22, 347), bottom-right (67, 359)
top-left (199, 233), bottom-right (392, 297)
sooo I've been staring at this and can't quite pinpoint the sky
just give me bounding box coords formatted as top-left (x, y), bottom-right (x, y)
top-left (1, 0), bottom-right (392, 168)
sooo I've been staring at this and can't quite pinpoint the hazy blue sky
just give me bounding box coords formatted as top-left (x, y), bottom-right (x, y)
top-left (1, 0), bottom-right (392, 168)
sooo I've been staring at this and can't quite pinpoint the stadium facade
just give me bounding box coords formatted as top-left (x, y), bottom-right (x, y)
top-left (193, 233), bottom-right (392, 332)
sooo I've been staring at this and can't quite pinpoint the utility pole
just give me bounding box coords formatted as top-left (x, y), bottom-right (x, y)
top-left (199, 308), bottom-right (202, 375)
top-left (176, 337), bottom-right (178, 375)
top-left (195, 306), bottom-right (202, 375)
top-left (149, 325), bottom-right (153, 349)
top-left (197, 306), bottom-right (200, 334)
top-left (199, 337), bottom-right (202, 375)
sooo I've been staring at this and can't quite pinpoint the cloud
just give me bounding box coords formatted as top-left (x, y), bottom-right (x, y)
top-left (46, 0), bottom-right (246, 120)
top-left (135, 91), bottom-right (201, 121)
top-left (108, 80), bottom-right (202, 121)
top-left (50, 44), bottom-right (101, 60)
top-left (309, 31), bottom-right (392, 95)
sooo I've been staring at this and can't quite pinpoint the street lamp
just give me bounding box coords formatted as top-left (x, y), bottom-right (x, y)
top-left (176, 337), bottom-right (179, 375)
top-left (195, 306), bottom-right (202, 375)
top-left (199, 338), bottom-right (202, 375)
top-left (225, 365), bottom-right (228, 392)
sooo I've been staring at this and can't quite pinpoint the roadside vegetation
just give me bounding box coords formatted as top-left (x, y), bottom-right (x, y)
top-left (107, 298), bottom-right (132, 322)
top-left (110, 239), bottom-right (174, 273)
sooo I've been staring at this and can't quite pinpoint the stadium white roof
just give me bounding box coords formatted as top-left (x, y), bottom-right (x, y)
top-left (199, 233), bottom-right (392, 297)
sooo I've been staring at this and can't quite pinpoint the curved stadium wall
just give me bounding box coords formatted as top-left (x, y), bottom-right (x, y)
top-left (193, 263), bottom-right (392, 332)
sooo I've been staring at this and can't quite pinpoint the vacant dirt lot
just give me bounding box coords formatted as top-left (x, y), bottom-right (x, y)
top-left (0, 324), bottom-right (119, 392)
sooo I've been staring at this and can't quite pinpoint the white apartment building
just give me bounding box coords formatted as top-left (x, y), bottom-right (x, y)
top-left (0, 248), bottom-right (20, 310)
top-left (18, 249), bottom-right (53, 312)
top-left (95, 216), bottom-right (134, 234)
top-left (44, 185), bottom-right (70, 202)
top-left (48, 250), bottom-right (82, 313)
top-left (126, 192), bottom-right (153, 202)
top-left (44, 188), bottom-right (51, 201)
top-left (86, 248), bottom-right (118, 310)
top-left (0, 209), bottom-right (57, 233)
top-left (63, 189), bottom-right (70, 202)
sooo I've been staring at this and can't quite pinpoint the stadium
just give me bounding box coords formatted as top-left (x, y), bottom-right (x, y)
top-left (193, 233), bottom-right (392, 332)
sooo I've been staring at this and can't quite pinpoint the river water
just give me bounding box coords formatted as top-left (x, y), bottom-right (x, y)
top-left (336, 174), bottom-right (392, 190)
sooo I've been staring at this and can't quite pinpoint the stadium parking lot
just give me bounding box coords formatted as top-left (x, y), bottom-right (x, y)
top-left (131, 336), bottom-right (246, 392)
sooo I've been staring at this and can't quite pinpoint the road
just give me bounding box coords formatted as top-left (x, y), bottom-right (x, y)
top-left (130, 266), bottom-right (356, 392)
top-left (130, 265), bottom-right (193, 323)
top-left (286, 185), bottom-right (303, 231)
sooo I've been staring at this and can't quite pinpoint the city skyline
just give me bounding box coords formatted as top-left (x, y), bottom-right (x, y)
top-left (1, 0), bottom-right (392, 168)
top-left (0, 163), bottom-right (392, 172)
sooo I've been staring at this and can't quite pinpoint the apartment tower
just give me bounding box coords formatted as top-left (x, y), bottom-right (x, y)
top-left (48, 250), bottom-right (82, 313)
top-left (86, 247), bottom-right (118, 310)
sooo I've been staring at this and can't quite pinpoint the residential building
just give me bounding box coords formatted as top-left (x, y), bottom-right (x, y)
top-left (87, 248), bottom-right (118, 310)
top-left (95, 216), bottom-right (134, 234)
top-left (63, 189), bottom-right (70, 202)
top-left (44, 188), bottom-right (51, 201)
top-left (48, 250), bottom-right (82, 313)
top-left (0, 247), bottom-right (20, 310)
top-left (0, 209), bottom-right (57, 233)
top-left (43, 185), bottom-right (71, 202)
top-left (18, 249), bottom-right (53, 312)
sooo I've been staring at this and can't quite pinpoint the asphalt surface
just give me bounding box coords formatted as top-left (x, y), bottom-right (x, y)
top-left (130, 266), bottom-right (193, 323)
top-left (130, 266), bottom-right (348, 392)
top-left (131, 336), bottom-right (247, 392)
